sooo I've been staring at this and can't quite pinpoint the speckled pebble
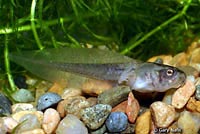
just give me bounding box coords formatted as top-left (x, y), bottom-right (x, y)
top-left (12, 103), bottom-right (35, 113)
top-left (61, 88), bottom-right (82, 99)
top-left (135, 110), bottom-right (151, 134)
top-left (105, 112), bottom-right (128, 133)
top-left (195, 85), bottom-right (200, 100)
top-left (172, 80), bottom-right (195, 109)
top-left (0, 93), bottom-right (12, 116)
top-left (15, 114), bottom-right (41, 132)
top-left (56, 114), bottom-right (88, 134)
top-left (126, 92), bottom-right (140, 123)
top-left (81, 104), bottom-right (112, 130)
top-left (57, 96), bottom-right (90, 118)
top-left (97, 86), bottom-right (130, 107)
top-left (90, 124), bottom-right (107, 134)
top-left (178, 111), bottom-right (200, 134)
top-left (42, 108), bottom-right (60, 134)
top-left (2, 117), bottom-right (18, 133)
top-left (150, 101), bottom-right (175, 128)
top-left (37, 92), bottom-right (62, 111)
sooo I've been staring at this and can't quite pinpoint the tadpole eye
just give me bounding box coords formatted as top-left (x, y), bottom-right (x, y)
top-left (166, 69), bottom-right (174, 76)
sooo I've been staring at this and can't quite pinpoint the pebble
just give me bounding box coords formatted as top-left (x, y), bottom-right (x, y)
top-left (37, 92), bottom-right (62, 111)
top-left (105, 112), bottom-right (128, 133)
top-left (195, 85), bottom-right (200, 100)
top-left (42, 108), bottom-right (60, 134)
top-left (178, 111), bottom-right (200, 134)
top-left (125, 92), bottom-right (140, 123)
top-left (2, 117), bottom-right (18, 133)
top-left (121, 123), bottom-right (135, 134)
top-left (14, 75), bottom-right (27, 89)
top-left (97, 86), bottom-right (131, 107)
top-left (186, 97), bottom-right (200, 112)
top-left (56, 114), bottom-right (88, 134)
top-left (12, 110), bottom-right (43, 124)
top-left (172, 80), bottom-right (195, 109)
top-left (12, 103), bottom-right (35, 113)
top-left (57, 96), bottom-right (90, 118)
top-left (150, 101), bottom-right (175, 128)
top-left (81, 104), bottom-right (112, 130)
top-left (81, 79), bottom-right (113, 95)
top-left (190, 47), bottom-right (200, 63)
top-left (0, 118), bottom-right (7, 134)
top-left (112, 101), bottom-right (127, 112)
top-left (11, 88), bottom-right (35, 102)
top-left (0, 93), bottom-right (12, 116)
top-left (170, 52), bottom-right (188, 66)
top-left (90, 124), bottom-right (107, 134)
top-left (135, 110), bottom-right (151, 134)
top-left (61, 88), bottom-right (82, 99)
top-left (147, 55), bottom-right (172, 65)
top-left (86, 97), bottom-right (97, 106)
top-left (162, 89), bottom-right (176, 105)
top-left (15, 114), bottom-right (41, 133)
top-left (21, 128), bottom-right (45, 134)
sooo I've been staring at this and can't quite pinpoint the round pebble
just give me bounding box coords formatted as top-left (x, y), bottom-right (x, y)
top-left (81, 104), bottom-right (112, 130)
top-left (195, 85), bottom-right (200, 101)
top-left (150, 101), bottom-right (175, 128)
top-left (37, 92), bottom-right (62, 111)
top-left (2, 117), bottom-right (18, 133)
top-left (12, 103), bottom-right (35, 113)
top-left (14, 75), bottom-right (27, 89)
top-left (105, 112), bottom-right (128, 133)
top-left (11, 89), bottom-right (35, 103)
top-left (56, 114), bottom-right (88, 134)
top-left (0, 93), bottom-right (12, 116)
top-left (42, 108), bottom-right (60, 134)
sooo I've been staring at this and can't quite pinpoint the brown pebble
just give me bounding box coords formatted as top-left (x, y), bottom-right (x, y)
top-left (42, 108), bottom-right (60, 134)
top-left (150, 101), bottom-right (175, 128)
top-left (170, 52), bottom-right (188, 66)
top-left (135, 110), bottom-right (151, 134)
top-left (186, 97), bottom-right (200, 113)
top-left (61, 88), bottom-right (82, 99)
top-left (112, 101), bottom-right (127, 112)
top-left (190, 48), bottom-right (200, 63)
top-left (147, 55), bottom-right (173, 65)
top-left (172, 80), bottom-right (195, 109)
top-left (86, 97), bottom-right (97, 107)
top-left (125, 92), bottom-right (140, 123)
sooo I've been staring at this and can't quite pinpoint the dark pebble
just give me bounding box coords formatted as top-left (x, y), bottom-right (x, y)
top-left (105, 112), bottom-right (128, 133)
top-left (97, 86), bottom-right (130, 107)
top-left (0, 93), bottom-right (12, 116)
top-left (14, 75), bottom-right (27, 89)
top-left (195, 85), bottom-right (200, 100)
top-left (37, 92), bottom-right (62, 111)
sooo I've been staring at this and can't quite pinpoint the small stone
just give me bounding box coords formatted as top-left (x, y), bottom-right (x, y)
top-left (178, 111), bottom-right (200, 134)
top-left (121, 123), bottom-right (135, 134)
top-left (37, 92), bottom-right (62, 111)
top-left (81, 104), bottom-right (112, 130)
top-left (97, 86), bottom-right (131, 107)
top-left (125, 92), bottom-right (140, 123)
top-left (87, 97), bottom-right (97, 106)
top-left (135, 110), bottom-right (151, 134)
top-left (12, 103), bottom-right (35, 113)
top-left (48, 83), bottom-right (63, 95)
top-left (0, 118), bottom-right (7, 134)
top-left (186, 97), bottom-right (200, 113)
top-left (172, 80), bottom-right (195, 109)
top-left (170, 52), bottom-right (188, 66)
top-left (190, 47), bottom-right (200, 63)
top-left (61, 88), bottom-right (82, 99)
top-left (112, 101), bottom-right (127, 112)
top-left (90, 124), bottom-right (106, 134)
top-left (81, 79), bottom-right (113, 95)
top-left (150, 101), bottom-right (175, 128)
top-left (11, 89), bottom-right (35, 102)
top-left (21, 128), bottom-right (45, 134)
top-left (56, 100), bottom-right (67, 118)
top-left (2, 117), bottom-right (18, 133)
top-left (105, 112), bottom-right (128, 133)
top-left (12, 110), bottom-right (43, 124)
top-left (14, 75), bottom-right (27, 89)
top-left (0, 93), bottom-right (12, 116)
top-left (162, 89), bottom-right (176, 105)
top-left (57, 96), bottom-right (90, 118)
top-left (42, 108), bottom-right (60, 134)
top-left (195, 85), bottom-right (200, 100)
top-left (56, 114), bottom-right (88, 134)
top-left (15, 114), bottom-right (41, 133)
